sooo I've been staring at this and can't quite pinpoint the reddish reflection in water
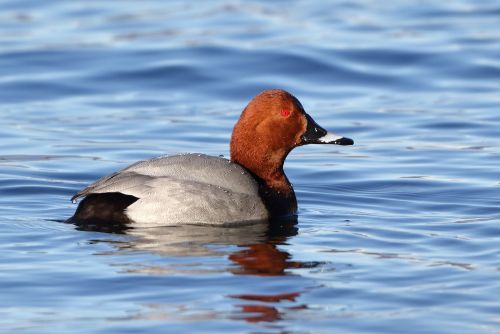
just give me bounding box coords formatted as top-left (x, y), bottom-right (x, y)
top-left (234, 292), bottom-right (300, 303)
top-left (228, 220), bottom-right (314, 276)
top-left (236, 304), bottom-right (281, 323)
top-left (230, 292), bottom-right (306, 323)
top-left (227, 226), bottom-right (312, 324)
top-left (229, 243), bottom-right (306, 276)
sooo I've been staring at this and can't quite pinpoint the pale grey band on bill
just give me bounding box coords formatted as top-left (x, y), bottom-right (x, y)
top-left (317, 132), bottom-right (344, 144)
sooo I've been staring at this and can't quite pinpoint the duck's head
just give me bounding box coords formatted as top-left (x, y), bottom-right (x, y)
top-left (230, 89), bottom-right (353, 178)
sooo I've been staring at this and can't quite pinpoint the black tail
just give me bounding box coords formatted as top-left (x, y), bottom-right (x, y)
top-left (66, 192), bottom-right (139, 228)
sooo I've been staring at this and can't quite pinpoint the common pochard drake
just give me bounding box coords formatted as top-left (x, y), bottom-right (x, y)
top-left (68, 89), bottom-right (353, 227)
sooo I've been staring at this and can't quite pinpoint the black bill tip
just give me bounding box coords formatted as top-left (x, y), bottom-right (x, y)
top-left (333, 137), bottom-right (354, 146)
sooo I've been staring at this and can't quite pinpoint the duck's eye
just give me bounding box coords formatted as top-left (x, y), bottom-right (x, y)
top-left (280, 109), bottom-right (290, 117)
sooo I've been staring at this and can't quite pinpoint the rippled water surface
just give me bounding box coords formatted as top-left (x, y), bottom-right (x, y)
top-left (1, 1), bottom-right (500, 333)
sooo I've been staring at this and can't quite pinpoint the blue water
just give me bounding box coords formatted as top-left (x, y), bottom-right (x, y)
top-left (1, 1), bottom-right (500, 333)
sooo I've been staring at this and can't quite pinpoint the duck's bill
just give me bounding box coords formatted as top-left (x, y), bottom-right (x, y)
top-left (300, 114), bottom-right (354, 146)
top-left (315, 132), bottom-right (354, 145)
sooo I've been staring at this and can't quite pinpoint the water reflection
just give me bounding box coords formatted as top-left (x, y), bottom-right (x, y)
top-left (73, 218), bottom-right (322, 275)
top-left (230, 292), bottom-right (304, 323)
top-left (73, 219), bottom-right (314, 324)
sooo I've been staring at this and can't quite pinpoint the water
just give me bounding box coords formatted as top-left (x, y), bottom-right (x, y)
top-left (1, 1), bottom-right (499, 333)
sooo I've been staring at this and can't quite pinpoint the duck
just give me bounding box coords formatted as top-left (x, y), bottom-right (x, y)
top-left (67, 89), bottom-right (353, 227)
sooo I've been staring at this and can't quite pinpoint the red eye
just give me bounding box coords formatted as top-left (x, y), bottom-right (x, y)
top-left (281, 109), bottom-right (290, 117)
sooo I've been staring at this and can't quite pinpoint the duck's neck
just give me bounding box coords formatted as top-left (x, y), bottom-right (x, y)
top-left (255, 156), bottom-right (293, 194)
top-left (231, 146), bottom-right (297, 217)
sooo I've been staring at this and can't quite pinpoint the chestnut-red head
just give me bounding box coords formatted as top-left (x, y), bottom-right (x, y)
top-left (230, 89), bottom-right (353, 215)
